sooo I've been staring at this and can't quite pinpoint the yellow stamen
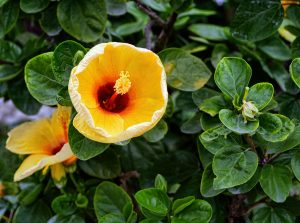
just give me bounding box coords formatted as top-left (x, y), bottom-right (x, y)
top-left (114, 71), bottom-right (131, 95)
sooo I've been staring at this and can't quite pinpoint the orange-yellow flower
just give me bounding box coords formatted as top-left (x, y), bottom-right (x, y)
top-left (6, 106), bottom-right (76, 184)
top-left (68, 42), bottom-right (168, 143)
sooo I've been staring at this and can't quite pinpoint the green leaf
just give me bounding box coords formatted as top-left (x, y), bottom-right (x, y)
top-left (114, 2), bottom-right (148, 36)
top-left (0, 0), bottom-right (19, 38)
top-left (219, 109), bottom-right (259, 134)
top-left (200, 131), bottom-right (241, 155)
top-left (188, 24), bottom-right (227, 41)
top-left (290, 58), bottom-right (300, 88)
top-left (52, 40), bottom-right (86, 86)
top-left (230, 0), bottom-right (284, 41)
top-left (211, 44), bottom-right (230, 68)
top-left (200, 163), bottom-right (225, 197)
top-left (106, 0), bottom-right (127, 16)
top-left (172, 196), bottom-right (195, 216)
top-left (51, 195), bottom-right (77, 216)
top-left (214, 57), bottom-right (251, 99)
top-left (192, 88), bottom-right (220, 107)
top-left (25, 52), bottom-right (62, 105)
top-left (140, 219), bottom-right (163, 223)
top-left (78, 149), bottom-right (121, 179)
top-left (257, 120), bottom-right (300, 154)
top-left (39, 4), bottom-right (62, 36)
top-left (247, 83), bottom-right (274, 110)
top-left (0, 40), bottom-right (21, 62)
top-left (291, 151), bottom-right (300, 181)
top-left (68, 121), bottom-right (110, 160)
top-left (155, 174), bottom-right (168, 192)
top-left (57, 0), bottom-right (107, 43)
top-left (18, 184), bottom-right (43, 206)
top-left (13, 200), bottom-right (52, 223)
top-left (0, 0), bottom-right (8, 7)
top-left (159, 48), bottom-right (212, 92)
top-left (257, 35), bottom-right (291, 61)
top-left (212, 146), bottom-right (258, 189)
top-left (135, 188), bottom-right (170, 217)
top-left (252, 206), bottom-right (295, 223)
top-left (258, 114), bottom-right (295, 142)
top-left (56, 87), bottom-right (72, 106)
top-left (48, 214), bottom-right (85, 223)
top-left (20, 0), bottom-right (50, 13)
top-left (171, 200), bottom-right (212, 223)
top-left (200, 95), bottom-right (227, 116)
top-left (287, 5), bottom-right (300, 28)
top-left (228, 167), bottom-right (261, 194)
top-left (94, 181), bottom-right (133, 221)
top-left (180, 113), bottom-right (202, 134)
top-left (143, 120), bottom-right (168, 143)
top-left (291, 36), bottom-right (300, 58)
top-left (8, 78), bottom-right (41, 115)
top-left (260, 164), bottom-right (293, 202)
top-left (0, 64), bottom-right (21, 82)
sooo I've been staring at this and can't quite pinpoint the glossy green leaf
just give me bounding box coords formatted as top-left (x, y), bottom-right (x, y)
top-left (114, 2), bottom-right (148, 36)
top-left (13, 200), bottom-right (52, 223)
top-left (143, 120), bottom-right (168, 143)
top-left (228, 167), bottom-right (261, 194)
top-left (57, 0), bottom-right (107, 42)
top-left (56, 87), bottom-right (72, 106)
top-left (0, 0), bottom-right (19, 38)
top-left (39, 4), bottom-right (62, 36)
top-left (78, 149), bottom-right (121, 179)
top-left (0, 40), bottom-right (21, 62)
top-left (0, 64), bottom-right (21, 82)
top-left (212, 146), bottom-right (258, 189)
top-left (18, 184), bottom-right (43, 206)
top-left (171, 200), bottom-right (212, 223)
top-left (188, 24), bottom-right (227, 41)
top-left (106, 0), bottom-right (127, 16)
top-left (180, 113), bottom-right (202, 134)
top-left (155, 174), bottom-right (168, 192)
top-left (230, 0), bottom-right (284, 41)
top-left (0, 0), bottom-right (8, 7)
top-left (219, 109), bottom-right (259, 134)
top-left (252, 206), bottom-right (295, 223)
top-left (51, 195), bottom-right (76, 216)
top-left (257, 120), bottom-right (300, 154)
top-left (257, 35), bottom-right (291, 61)
top-left (258, 114), bottom-right (294, 142)
top-left (135, 189), bottom-right (170, 217)
top-left (48, 214), bottom-right (85, 223)
top-left (94, 181), bottom-right (133, 221)
top-left (52, 40), bottom-right (86, 86)
top-left (25, 52), bottom-right (62, 105)
top-left (192, 88), bottom-right (220, 107)
top-left (200, 95), bottom-right (227, 116)
top-left (8, 79), bottom-right (41, 115)
top-left (68, 121), bottom-right (110, 160)
top-left (247, 83), bottom-right (274, 110)
top-left (287, 5), bottom-right (300, 28)
top-left (291, 36), bottom-right (300, 58)
top-left (200, 131), bottom-right (241, 155)
top-left (214, 57), bottom-right (251, 99)
top-left (172, 196), bottom-right (195, 215)
top-left (159, 48), bottom-right (212, 92)
top-left (200, 163), bottom-right (225, 197)
top-left (290, 58), bottom-right (300, 88)
top-left (20, 0), bottom-right (50, 13)
top-left (260, 164), bottom-right (293, 202)
top-left (211, 44), bottom-right (229, 68)
top-left (291, 151), bottom-right (300, 181)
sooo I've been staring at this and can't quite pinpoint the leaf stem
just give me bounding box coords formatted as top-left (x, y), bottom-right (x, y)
top-left (70, 173), bottom-right (82, 193)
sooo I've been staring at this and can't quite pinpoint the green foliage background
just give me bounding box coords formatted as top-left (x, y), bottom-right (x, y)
top-left (1, 0), bottom-right (300, 222)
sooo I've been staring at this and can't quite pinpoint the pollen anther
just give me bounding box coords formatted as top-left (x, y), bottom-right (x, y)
top-left (114, 71), bottom-right (131, 95)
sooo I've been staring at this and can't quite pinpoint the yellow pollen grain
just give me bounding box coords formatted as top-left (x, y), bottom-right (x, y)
top-left (114, 71), bottom-right (131, 95)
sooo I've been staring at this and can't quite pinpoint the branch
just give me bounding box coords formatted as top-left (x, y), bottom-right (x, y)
top-left (135, 0), bottom-right (166, 27)
top-left (245, 134), bottom-right (257, 153)
top-left (154, 12), bottom-right (178, 52)
top-left (144, 21), bottom-right (153, 50)
top-left (244, 197), bottom-right (268, 215)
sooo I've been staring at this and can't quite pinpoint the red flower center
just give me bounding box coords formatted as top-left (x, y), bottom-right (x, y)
top-left (98, 82), bottom-right (129, 113)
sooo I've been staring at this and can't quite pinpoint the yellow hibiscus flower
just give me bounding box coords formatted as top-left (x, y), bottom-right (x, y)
top-left (69, 42), bottom-right (168, 143)
top-left (6, 106), bottom-right (76, 185)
